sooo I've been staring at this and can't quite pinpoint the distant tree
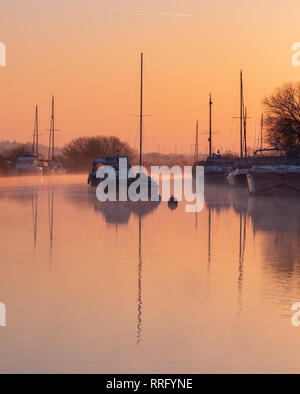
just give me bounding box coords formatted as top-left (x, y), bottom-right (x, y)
top-left (263, 82), bottom-right (300, 154)
top-left (62, 136), bottom-right (137, 171)
top-left (0, 154), bottom-right (8, 175)
top-left (143, 152), bottom-right (194, 168)
top-left (3, 143), bottom-right (32, 163)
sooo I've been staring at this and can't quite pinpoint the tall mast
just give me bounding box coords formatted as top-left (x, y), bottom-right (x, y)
top-left (194, 119), bottom-right (199, 163)
top-left (209, 93), bottom-right (212, 157)
top-left (48, 96), bottom-right (55, 161)
top-left (35, 105), bottom-right (39, 158)
top-left (260, 114), bottom-right (264, 150)
top-left (32, 108), bottom-right (36, 154)
top-left (51, 96), bottom-right (55, 160)
top-left (240, 70), bottom-right (244, 159)
top-left (139, 53), bottom-right (143, 167)
top-left (243, 107), bottom-right (247, 157)
top-left (32, 105), bottom-right (38, 156)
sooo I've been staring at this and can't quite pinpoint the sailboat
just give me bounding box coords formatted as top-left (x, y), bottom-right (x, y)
top-left (228, 71), bottom-right (252, 186)
top-left (246, 112), bottom-right (300, 194)
top-left (88, 53), bottom-right (158, 199)
top-left (247, 149), bottom-right (300, 194)
top-left (193, 94), bottom-right (233, 183)
top-left (14, 106), bottom-right (43, 175)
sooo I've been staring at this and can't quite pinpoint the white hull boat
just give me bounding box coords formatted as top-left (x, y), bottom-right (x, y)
top-left (247, 165), bottom-right (300, 194)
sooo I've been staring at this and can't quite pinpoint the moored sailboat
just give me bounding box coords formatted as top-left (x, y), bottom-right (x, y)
top-left (247, 148), bottom-right (300, 194)
top-left (227, 71), bottom-right (252, 186)
top-left (14, 106), bottom-right (43, 176)
top-left (193, 94), bottom-right (232, 183)
top-left (88, 53), bottom-right (159, 199)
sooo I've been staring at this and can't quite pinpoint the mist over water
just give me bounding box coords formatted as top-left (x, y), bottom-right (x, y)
top-left (0, 175), bottom-right (300, 373)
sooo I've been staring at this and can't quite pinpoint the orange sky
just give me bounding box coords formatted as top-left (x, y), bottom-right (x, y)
top-left (0, 0), bottom-right (300, 154)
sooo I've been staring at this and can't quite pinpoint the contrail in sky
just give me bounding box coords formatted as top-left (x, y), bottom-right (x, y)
top-left (72, 1), bottom-right (192, 18)
top-left (109, 7), bottom-right (192, 18)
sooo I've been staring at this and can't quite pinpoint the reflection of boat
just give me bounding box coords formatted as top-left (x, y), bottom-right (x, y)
top-left (247, 149), bottom-right (300, 194)
top-left (247, 194), bottom-right (300, 233)
top-left (204, 184), bottom-right (232, 213)
top-left (246, 194), bottom-right (300, 276)
top-left (94, 199), bottom-right (160, 225)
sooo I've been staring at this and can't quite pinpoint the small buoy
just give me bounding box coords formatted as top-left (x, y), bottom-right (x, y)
top-left (168, 195), bottom-right (178, 210)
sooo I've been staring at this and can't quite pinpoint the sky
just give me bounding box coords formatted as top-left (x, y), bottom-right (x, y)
top-left (0, 0), bottom-right (300, 155)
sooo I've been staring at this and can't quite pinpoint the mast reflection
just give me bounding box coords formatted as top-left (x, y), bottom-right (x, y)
top-left (31, 191), bottom-right (38, 250)
top-left (137, 214), bottom-right (143, 344)
top-left (238, 212), bottom-right (247, 316)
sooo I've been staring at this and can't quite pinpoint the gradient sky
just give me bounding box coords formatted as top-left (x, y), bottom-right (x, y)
top-left (1, 0), bottom-right (300, 154)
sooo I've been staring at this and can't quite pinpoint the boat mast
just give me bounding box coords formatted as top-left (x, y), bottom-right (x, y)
top-left (243, 107), bottom-right (247, 157)
top-left (209, 93), bottom-right (212, 157)
top-left (48, 96), bottom-right (55, 161)
top-left (139, 53), bottom-right (143, 167)
top-left (260, 114), bottom-right (264, 151)
top-left (32, 105), bottom-right (39, 157)
top-left (36, 106), bottom-right (39, 158)
top-left (194, 119), bottom-right (199, 163)
top-left (32, 111), bottom-right (36, 154)
top-left (240, 70), bottom-right (244, 159)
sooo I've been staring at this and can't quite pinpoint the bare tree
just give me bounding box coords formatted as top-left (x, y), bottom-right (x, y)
top-left (263, 82), bottom-right (300, 154)
top-left (3, 144), bottom-right (32, 163)
top-left (62, 135), bottom-right (137, 171)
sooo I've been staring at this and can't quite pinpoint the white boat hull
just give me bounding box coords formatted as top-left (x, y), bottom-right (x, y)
top-left (247, 167), bottom-right (300, 194)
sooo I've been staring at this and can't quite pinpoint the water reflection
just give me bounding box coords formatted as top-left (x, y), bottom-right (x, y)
top-left (204, 184), bottom-right (300, 299)
top-left (94, 200), bottom-right (160, 225)
top-left (238, 212), bottom-right (247, 316)
top-left (207, 206), bottom-right (212, 273)
top-left (31, 191), bottom-right (38, 250)
top-left (48, 188), bottom-right (54, 251)
top-left (137, 215), bottom-right (143, 344)
top-left (1, 177), bottom-right (300, 372)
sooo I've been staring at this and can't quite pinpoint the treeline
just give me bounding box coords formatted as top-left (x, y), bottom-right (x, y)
top-left (0, 143), bottom-right (32, 175)
top-left (2, 79), bottom-right (300, 177)
top-left (0, 135), bottom-right (198, 176)
top-left (62, 136), bottom-right (137, 172)
top-left (143, 152), bottom-right (194, 168)
top-left (0, 141), bottom-right (63, 175)
top-left (263, 82), bottom-right (300, 154)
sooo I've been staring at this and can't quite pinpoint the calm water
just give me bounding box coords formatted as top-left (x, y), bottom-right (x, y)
top-left (0, 175), bottom-right (300, 373)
